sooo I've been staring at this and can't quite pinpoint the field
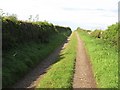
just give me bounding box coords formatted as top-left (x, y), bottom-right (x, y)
top-left (2, 15), bottom-right (118, 89)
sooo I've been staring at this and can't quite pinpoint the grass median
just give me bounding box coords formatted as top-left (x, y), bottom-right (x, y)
top-left (36, 32), bottom-right (77, 88)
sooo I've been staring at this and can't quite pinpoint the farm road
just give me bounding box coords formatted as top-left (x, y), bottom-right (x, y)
top-left (73, 32), bottom-right (97, 88)
top-left (12, 32), bottom-right (97, 89)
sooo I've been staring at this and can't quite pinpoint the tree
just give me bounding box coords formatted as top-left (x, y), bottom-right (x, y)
top-left (28, 15), bottom-right (32, 21)
top-left (0, 9), bottom-right (5, 17)
top-left (35, 14), bottom-right (39, 21)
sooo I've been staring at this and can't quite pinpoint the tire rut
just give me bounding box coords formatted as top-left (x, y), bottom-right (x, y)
top-left (73, 32), bottom-right (97, 88)
top-left (12, 37), bottom-right (70, 89)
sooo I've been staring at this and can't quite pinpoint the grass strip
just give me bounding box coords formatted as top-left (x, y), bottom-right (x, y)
top-left (36, 32), bottom-right (77, 88)
top-left (77, 30), bottom-right (118, 88)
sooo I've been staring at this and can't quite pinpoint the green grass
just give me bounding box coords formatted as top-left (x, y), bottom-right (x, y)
top-left (77, 30), bottom-right (118, 88)
top-left (3, 32), bottom-right (70, 88)
top-left (36, 32), bottom-right (77, 88)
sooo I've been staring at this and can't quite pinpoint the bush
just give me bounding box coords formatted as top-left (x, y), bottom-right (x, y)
top-left (101, 23), bottom-right (118, 45)
top-left (90, 29), bottom-right (102, 38)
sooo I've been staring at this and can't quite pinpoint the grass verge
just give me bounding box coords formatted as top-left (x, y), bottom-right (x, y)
top-left (2, 32), bottom-right (70, 88)
top-left (77, 30), bottom-right (118, 88)
top-left (36, 32), bottom-right (77, 88)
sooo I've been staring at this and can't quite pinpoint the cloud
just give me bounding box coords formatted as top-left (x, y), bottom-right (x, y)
top-left (0, 0), bottom-right (118, 30)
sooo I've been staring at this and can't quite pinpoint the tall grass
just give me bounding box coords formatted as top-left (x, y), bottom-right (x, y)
top-left (77, 30), bottom-right (118, 88)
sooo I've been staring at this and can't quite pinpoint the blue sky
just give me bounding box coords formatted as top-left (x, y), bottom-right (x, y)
top-left (0, 0), bottom-right (119, 30)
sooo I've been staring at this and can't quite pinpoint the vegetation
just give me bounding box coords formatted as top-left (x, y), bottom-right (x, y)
top-left (89, 23), bottom-right (118, 46)
top-left (101, 23), bottom-right (118, 46)
top-left (36, 32), bottom-right (77, 88)
top-left (2, 16), bottom-right (72, 88)
top-left (77, 28), bottom-right (118, 88)
top-left (2, 12), bottom-right (118, 88)
top-left (90, 29), bottom-right (102, 38)
top-left (2, 16), bottom-right (71, 52)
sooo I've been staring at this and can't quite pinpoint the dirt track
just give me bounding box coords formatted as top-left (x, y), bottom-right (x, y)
top-left (73, 32), bottom-right (97, 88)
top-left (13, 38), bottom-right (69, 89)
top-left (12, 32), bottom-right (96, 89)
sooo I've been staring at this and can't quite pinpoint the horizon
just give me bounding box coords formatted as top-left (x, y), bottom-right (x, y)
top-left (0, 0), bottom-right (118, 30)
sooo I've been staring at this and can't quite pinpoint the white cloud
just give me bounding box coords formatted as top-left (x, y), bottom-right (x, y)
top-left (0, 0), bottom-right (119, 30)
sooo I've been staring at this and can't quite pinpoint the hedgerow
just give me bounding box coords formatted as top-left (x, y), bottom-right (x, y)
top-left (101, 23), bottom-right (118, 46)
top-left (2, 16), bottom-right (72, 88)
top-left (89, 23), bottom-right (118, 46)
top-left (2, 17), bottom-right (71, 52)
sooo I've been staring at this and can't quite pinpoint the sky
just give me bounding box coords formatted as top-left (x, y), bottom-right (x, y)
top-left (0, 0), bottom-right (119, 30)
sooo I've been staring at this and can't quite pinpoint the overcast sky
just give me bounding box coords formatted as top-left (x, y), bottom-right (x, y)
top-left (0, 0), bottom-right (119, 30)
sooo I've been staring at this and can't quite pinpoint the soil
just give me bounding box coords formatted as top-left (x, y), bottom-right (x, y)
top-left (73, 32), bottom-right (97, 88)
